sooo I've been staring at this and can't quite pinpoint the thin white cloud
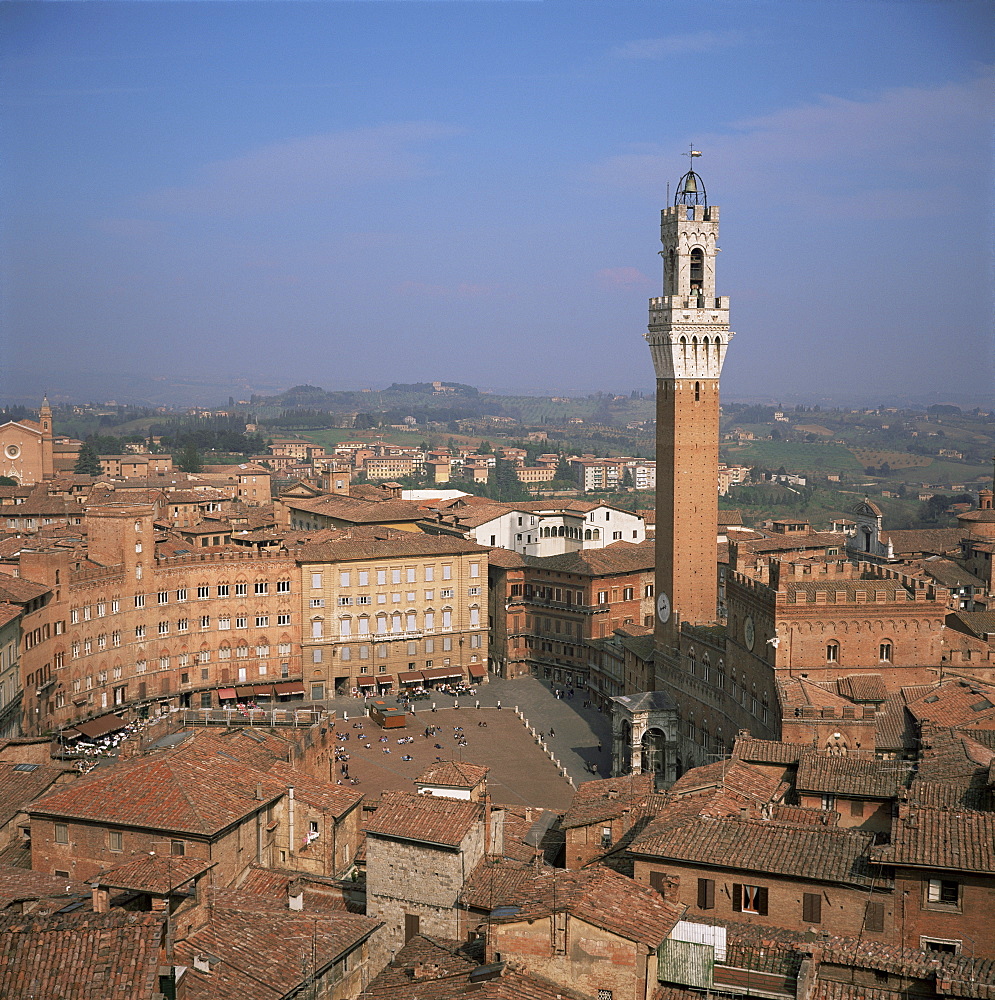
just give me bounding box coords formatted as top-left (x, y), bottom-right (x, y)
top-left (141, 121), bottom-right (462, 215)
top-left (596, 266), bottom-right (653, 290)
top-left (611, 32), bottom-right (746, 59)
top-left (587, 66), bottom-right (994, 217)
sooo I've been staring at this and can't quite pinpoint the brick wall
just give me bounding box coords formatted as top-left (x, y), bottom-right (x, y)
top-left (488, 914), bottom-right (653, 1000)
top-left (633, 858), bottom-right (894, 940)
top-left (892, 868), bottom-right (995, 958)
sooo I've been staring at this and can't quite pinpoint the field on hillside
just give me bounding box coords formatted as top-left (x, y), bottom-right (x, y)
top-left (721, 441), bottom-right (862, 475)
top-left (849, 448), bottom-right (933, 470)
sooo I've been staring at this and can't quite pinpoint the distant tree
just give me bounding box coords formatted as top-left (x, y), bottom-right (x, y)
top-left (770, 428), bottom-right (781, 440)
top-left (74, 441), bottom-right (103, 476)
top-left (353, 412), bottom-right (377, 430)
top-left (177, 443), bottom-right (203, 474)
top-left (0, 476), bottom-right (16, 487)
top-left (622, 466), bottom-right (634, 489)
top-left (556, 456), bottom-right (574, 481)
top-left (491, 456), bottom-right (528, 502)
top-left (478, 440), bottom-right (493, 454)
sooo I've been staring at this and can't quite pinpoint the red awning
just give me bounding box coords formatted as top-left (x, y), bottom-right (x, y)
top-left (398, 670), bottom-right (425, 684)
top-left (217, 687), bottom-right (237, 700)
top-left (468, 665), bottom-right (485, 680)
top-left (252, 685), bottom-right (275, 697)
top-left (274, 681), bottom-right (305, 696)
top-left (357, 679), bottom-right (375, 688)
top-left (67, 714), bottom-right (127, 740)
top-left (422, 667), bottom-right (463, 681)
top-left (376, 676), bottom-right (394, 686)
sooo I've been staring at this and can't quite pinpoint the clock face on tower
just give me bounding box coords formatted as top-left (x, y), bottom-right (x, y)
top-left (744, 615), bottom-right (756, 651)
top-left (657, 591), bottom-right (671, 624)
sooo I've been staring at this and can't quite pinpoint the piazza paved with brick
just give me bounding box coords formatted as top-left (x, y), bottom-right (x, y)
top-left (322, 674), bottom-right (614, 810)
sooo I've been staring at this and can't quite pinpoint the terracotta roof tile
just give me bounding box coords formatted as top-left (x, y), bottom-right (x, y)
top-left (174, 891), bottom-right (381, 1000)
top-left (630, 813), bottom-right (878, 887)
top-left (795, 754), bottom-right (911, 800)
top-left (96, 854), bottom-right (214, 894)
top-left (295, 526), bottom-right (488, 563)
top-left (0, 865), bottom-right (90, 911)
top-left (561, 773), bottom-right (656, 829)
top-left (415, 760), bottom-right (490, 789)
top-left (29, 750), bottom-right (285, 837)
top-left (462, 862), bottom-right (683, 948)
top-left (364, 790), bottom-right (482, 848)
top-left (871, 805), bottom-right (995, 873)
top-left (0, 910), bottom-right (164, 999)
top-left (733, 736), bottom-right (813, 764)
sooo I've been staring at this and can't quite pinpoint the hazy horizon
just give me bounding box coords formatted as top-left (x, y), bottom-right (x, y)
top-left (4, 2), bottom-right (993, 406)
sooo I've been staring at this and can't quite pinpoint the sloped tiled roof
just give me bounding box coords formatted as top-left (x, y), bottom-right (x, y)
top-left (96, 854), bottom-right (214, 894)
top-left (268, 760), bottom-right (363, 818)
top-left (462, 862), bottom-right (683, 948)
top-left (836, 673), bottom-right (888, 704)
top-left (795, 754), bottom-right (911, 800)
top-left (732, 737), bottom-right (813, 764)
top-left (522, 539), bottom-right (655, 576)
top-left (905, 679), bottom-right (995, 730)
top-left (364, 790), bottom-right (482, 848)
top-left (0, 760), bottom-right (75, 829)
top-left (561, 773), bottom-right (656, 829)
top-left (174, 891), bottom-right (381, 1000)
top-left (630, 813), bottom-right (877, 887)
top-left (878, 528), bottom-right (963, 556)
top-left (0, 573), bottom-right (48, 604)
top-left (29, 750), bottom-right (285, 837)
top-left (669, 759), bottom-right (788, 808)
top-left (295, 526), bottom-right (487, 563)
top-left (0, 910), bottom-right (164, 999)
top-left (871, 805), bottom-right (995, 873)
top-left (0, 866), bottom-right (90, 911)
top-left (415, 760), bottom-right (490, 789)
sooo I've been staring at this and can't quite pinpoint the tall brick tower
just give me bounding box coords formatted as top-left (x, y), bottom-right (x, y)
top-left (645, 155), bottom-right (733, 648)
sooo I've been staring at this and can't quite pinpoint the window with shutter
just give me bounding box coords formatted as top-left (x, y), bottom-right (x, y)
top-left (697, 878), bottom-right (715, 910)
top-left (865, 900), bottom-right (885, 932)
top-left (732, 883), bottom-right (742, 912)
top-left (803, 892), bottom-right (822, 924)
top-left (649, 871), bottom-right (667, 894)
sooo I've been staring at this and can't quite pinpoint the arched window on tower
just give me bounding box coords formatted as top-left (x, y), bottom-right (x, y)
top-left (695, 381), bottom-right (701, 401)
top-left (690, 248), bottom-right (704, 297)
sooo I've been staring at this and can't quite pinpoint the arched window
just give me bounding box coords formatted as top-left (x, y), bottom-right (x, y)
top-left (695, 381), bottom-right (701, 401)
top-left (585, 529), bottom-right (592, 540)
top-left (690, 247), bottom-right (704, 290)
top-left (357, 615), bottom-right (370, 635)
top-left (311, 619), bottom-right (323, 639)
top-left (879, 640), bottom-right (893, 663)
top-left (391, 613), bottom-right (402, 633)
top-left (687, 648), bottom-right (696, 674)
top-left (826, 641), bottom-right (839, 663)
top-left (469, 606), bottom-right (480, 627)
top-left (592, 528), bottom-right (600, 540)
top-left (339, 617), bottom-right (351, 637)
top-left (376, 615), bottom-right (388, 635)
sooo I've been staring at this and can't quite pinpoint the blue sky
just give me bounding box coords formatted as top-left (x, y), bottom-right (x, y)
top-left (3, 1), bottom-right (993, 406)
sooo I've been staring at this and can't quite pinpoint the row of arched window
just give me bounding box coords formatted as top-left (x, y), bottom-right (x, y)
top-left (310, 606), bottom-right (480, 639)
